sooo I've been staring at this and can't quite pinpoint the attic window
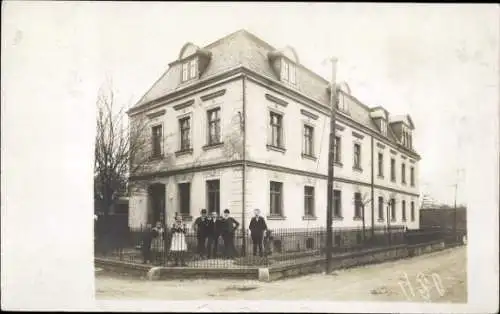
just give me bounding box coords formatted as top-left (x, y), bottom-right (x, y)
top-left (380, 119), bottom-right (387, 136)
top-left (281, 58), bottom-right (296, 85)
top-left (401, 127), bottom-right (413, 150)
top-left (182, 58), bottom-right (198, 82)
top-left (337, 93), bottom-right (349, 113)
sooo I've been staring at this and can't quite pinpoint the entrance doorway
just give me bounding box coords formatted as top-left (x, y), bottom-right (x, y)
top-left (148, 183), bottom-right (166, 225)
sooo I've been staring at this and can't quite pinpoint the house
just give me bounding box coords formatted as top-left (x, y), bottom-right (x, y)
top-left (126, 29), bottom-right (421, 233)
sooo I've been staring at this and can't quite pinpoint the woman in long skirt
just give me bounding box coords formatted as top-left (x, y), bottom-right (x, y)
top-left (170, 215), bottom-right (188, 266)
top-left (151, 221), bottom-right (165, 265)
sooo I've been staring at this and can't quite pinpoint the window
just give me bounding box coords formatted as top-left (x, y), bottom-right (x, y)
top-left (178, 183), bottom-right (191, 216)
top-left (206, 180), bottom-right (220, 215)
top-left (270, 181), bottom-right (283, 216)
top-left (378, 196), bottom-right (384, 220)
top-left (306, 237), bottom-right (315, 249)
top-left (353, 143), bottom-right (361, 169)
top-left (334, 136), bottom-right (341, 163)
top-left (337, 93), bottom-right (349, 113)
top-left (269, 112), bottom-right (283, 148)
top-left (410, 167), bottom-right (415, 186)
top-left (390, 158), bottom-right (396, 181)
top-left (409, 134), bottom-right (413, 149)
top-left (281, 59), bottom-right (296, 84)
top-left (179, 117), bottom-right (191, 150)
top-left (303, 125), bottom-right (314, 156)
top-left (354, 192), bottom-right (362, 218)
top-left (282, 60), bottom-right (288, 81)
top-left (207, 108), bottom-right (221, 145)
top-left (401, 163), bottom-right (406, 184)
top-left (333, 189), bottom-right (342, 218)
top-left (304, 186), bottom-right (315, 217)
top-left (402, 200), bottom-right (407, 221)
top-left (182, 58), bottom-right (197, 82)
top-left (378, 153), bottom-right (384, 177)
top-left (289, 63), bottom-right (296, 84)
top-left (391, 198), bottom-right (396, 221)
top-left (380, 119), bottom-right (387, 136)
top-left (182, 62), bottom-right (188, 82)
top-left (189, 59), bottom-right (197, 79)
top-left (411, 201), bottom-right (415, 221)
top-left (151, 125), bottom-right (162, 158)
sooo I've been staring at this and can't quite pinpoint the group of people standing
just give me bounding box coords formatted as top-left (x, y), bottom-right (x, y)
top-left (140, 215), bottom-right (189, 267)
top-left (140, 208), bottom-right (270, 266)
top-left (193, 209), bottom-right (241, 259)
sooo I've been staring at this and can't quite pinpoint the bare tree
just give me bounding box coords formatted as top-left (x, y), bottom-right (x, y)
top-left (94, 86), bottom-right (151, 216)
top-left (355, 192), bottom-right (372, 243)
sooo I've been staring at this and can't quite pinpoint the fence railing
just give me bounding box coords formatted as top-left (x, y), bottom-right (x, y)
top-left (94, 224), bottom-right (462, 268)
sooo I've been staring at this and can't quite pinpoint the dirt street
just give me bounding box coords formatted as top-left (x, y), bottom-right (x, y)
top-left (95, 246), bottom-right (467, 303)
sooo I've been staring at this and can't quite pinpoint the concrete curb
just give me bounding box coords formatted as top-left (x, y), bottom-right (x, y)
top-left (146, 267), bottom-right (162, 281)
top-left (258, 268), bottom-right (270, 282)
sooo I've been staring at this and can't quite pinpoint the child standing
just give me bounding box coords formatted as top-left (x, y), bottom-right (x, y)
top-left (151, 221), bottom-right (165, 265)
top-left (170, 215), bottom-right (188, 266)
top-left (141, 224), bottom-right (154, 264)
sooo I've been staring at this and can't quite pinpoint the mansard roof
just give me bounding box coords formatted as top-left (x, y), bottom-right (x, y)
top-left (133, 29), bottom-right (418, 157)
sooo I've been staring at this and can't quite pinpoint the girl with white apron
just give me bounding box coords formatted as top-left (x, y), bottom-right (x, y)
top-left (170, 215), bottom-right (188, 266)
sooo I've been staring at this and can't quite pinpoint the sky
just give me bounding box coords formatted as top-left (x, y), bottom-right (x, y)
top-left (3, 3), bottom-right (499, 206)
top-left (1, 3), bottom-right (499, 310)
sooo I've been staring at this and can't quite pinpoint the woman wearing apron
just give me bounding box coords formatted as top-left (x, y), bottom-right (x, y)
top-left (170, 215), bottom-right (188, 266)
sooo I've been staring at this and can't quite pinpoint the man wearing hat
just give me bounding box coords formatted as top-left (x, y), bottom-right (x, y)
top-left (220, 209), bottom-right (240, 258)
top-left (192, 209), bottom-right (210, 258)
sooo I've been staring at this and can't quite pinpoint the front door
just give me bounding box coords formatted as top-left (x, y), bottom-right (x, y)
top-left (148, 183), bottom-right (166, 225)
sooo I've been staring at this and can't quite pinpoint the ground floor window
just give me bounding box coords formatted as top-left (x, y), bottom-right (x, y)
top-left (411, 201), bottom-right (415, 221)
top-left (270, 181), bottom-right (283, 216)
top-left (178, 182), bottom-right (191, 217)
top-left (206, 179), bottom-right (220, 215)
top-left (391, 198), bottom-right (396, 221)
top-left (333, 190), bottom-right (342, 218)
top-left (304, 186), bottom-right (315, 217)
top-left (378, 196), bottom-right (384, 220)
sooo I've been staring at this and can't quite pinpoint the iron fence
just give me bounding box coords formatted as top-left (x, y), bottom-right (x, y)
top-left (93, 224), bottom-right (455, 268)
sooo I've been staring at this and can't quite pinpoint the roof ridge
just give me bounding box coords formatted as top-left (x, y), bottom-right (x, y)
top-left (203, 29), bottom-right (247, 49)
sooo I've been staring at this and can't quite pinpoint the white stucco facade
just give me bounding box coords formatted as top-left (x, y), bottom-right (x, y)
top-left (127, 30), bottom-right (421, 231)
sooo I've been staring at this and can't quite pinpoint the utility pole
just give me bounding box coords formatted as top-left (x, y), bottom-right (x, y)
top-left (325, 57), bottom-right (338, 274)
top-left (240, 77), bottom-right (247, 256)
top-left (453, 183), bottom-right (458, 242)
top-left (452, 168), bottom-right (463, 243)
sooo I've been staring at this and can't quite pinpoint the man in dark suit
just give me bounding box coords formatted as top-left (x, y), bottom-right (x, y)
top-left (206, 211), bottom-right (221, 258)
top-left (220, 209), bottom-right (240, 258)
top-left (192, 209), bottom-right (210, 258)
top-left (249, 208), bottom-right (268, 257)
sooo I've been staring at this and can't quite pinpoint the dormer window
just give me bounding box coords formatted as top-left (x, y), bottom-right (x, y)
top-left (380, 119), bottom-right (387, 136)
top-left (182, 58), bottom-right (198, 82)
top-left (337, 93), bottom-right (349, 113)
top-left (281, 58), bottom-right (296, 85)
top-left (401, 126), bottom-right (413, 150)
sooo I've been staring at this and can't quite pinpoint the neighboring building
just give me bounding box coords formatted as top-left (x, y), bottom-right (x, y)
top-left (127, 29), bottom-right (421, 232)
